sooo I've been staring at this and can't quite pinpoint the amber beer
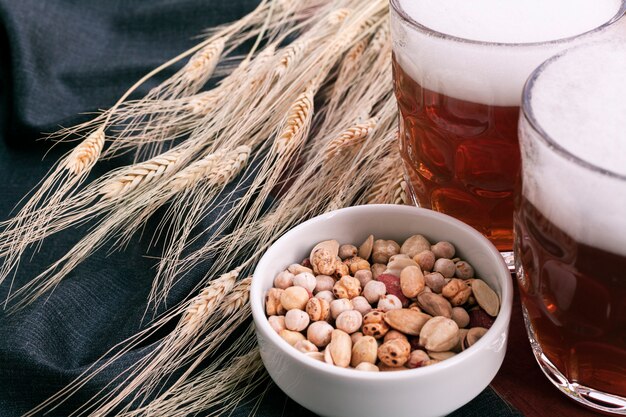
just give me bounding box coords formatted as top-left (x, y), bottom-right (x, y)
top-left (389, 0), bottom-right (626, 250)
top-left (393, 59), bottom-right (519, 250)
top-left (516, 41), bottom-right (626, 411)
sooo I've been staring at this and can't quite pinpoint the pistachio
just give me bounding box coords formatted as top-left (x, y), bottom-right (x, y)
top-left (407, 349), bottom-right (430, 368)
top-left (442, 278), bottom-right (472, 306)
top-left (389, 254), bottom-right (411, 263)
top-left (370, 263), bottom-right (386, 280)
top-left (305, 351), bottom-right (325, 362)
top-left (465, 327), bottom-right (488, 349)
top-left (293, 272), bottom-right (316, 293)
top-left (427, 350), bottom-right (456, 361)
top-left (384, 308), bottom-right (431, 336)
top-left (285, 309), bottom-right (310, 331)
top-left (327, 329), bottom-right (352, 368)
top-left (372, 239), bottom-right (401, 264)
top-left (419, 317), bottom-right (459, 352)
top-left (279, 329), bottom-right (306, 346)
top-left (434, 258), bottom-right (456, 278)
top-left (417, 292), bottom-right (453, 318)
top-left (355, 362), bottom-right (379, 372)
top-left (431, 241), bottom-right (456, 259)
top-left (358, 234), bottom-right (374, 260)
top-left (280, 286), bottom-right (310, 311)
top-left (333, 275), bottom-right (361, 299)
top-left (400, 265), bottom-right (425, 298)
top-left (471, 279), bottom-right (500, 317)
top-left (454, 328), bottom-right (469, 352)
top-left (274, 270), bottom-right (294, 289)
top-left (329, 298), bottom-right (353, 320)
top-left (413, 250), bottom-right (435, 271)
top-left (306, 297), bottom-right (330, 322)
top-left (336, 310), bottom-right (363, 334)
top-left (307, 321), bottom-right (334, 348)
top-left (401, 234), bottom-right (431, 257)
top-left (339, 244), bottom-right (358, 260)
top-left (454, 260), bottom-right (475, 279)
top-left (451, 307), bottom-right (470, 328)
top-left (362, 280), bottom-right (386, 304)
top-left (310, 239), bottom-right (340, 264)
top-left (378, 338), bottom-right (411, 367)
top-left (350, 335), bottom-right (378, 366)
top-left (345, 256), bottom-right (370, 274)
top-left (295, 340), bottom-right (318, 353)
top-left (314, 275), bottom-right (335, 294)
top-left (265, 288), bottom-right (286, 316)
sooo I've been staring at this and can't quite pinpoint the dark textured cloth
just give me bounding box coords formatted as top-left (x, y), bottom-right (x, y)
top-left (0, 1), bottom-right (524, 416)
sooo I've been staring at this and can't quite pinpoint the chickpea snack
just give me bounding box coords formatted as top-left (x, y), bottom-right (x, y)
top-left (251, 205), bottom-right (512, 417)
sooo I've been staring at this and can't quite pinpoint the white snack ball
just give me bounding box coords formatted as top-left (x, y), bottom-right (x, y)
top-left (314, 275), bottom-right (335, 294)
top-left (330, 298), bottom-right (353, 320)
top-left (268, 315), bottom-right (286, 333)
top-left (273, 270), bottom-right (294, 289)
top-left (378, 294), bottom-right (402, 312)
top-left (285, 309), bottom-right (310, 332)
top-left (351, 296), bottom-right (373, 316)
top-left (293, 272), bottom-right (317, 293)
top-left (307, 321), bottom-right (334, 347)
top-left (363, 280), bottom-right (387, 304)
top-left (315, 290), bottom-right (336, 303)
top-left (335, 310), bottom-right (364, 334)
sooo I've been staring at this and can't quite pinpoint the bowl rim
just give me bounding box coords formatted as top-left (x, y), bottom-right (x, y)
top-left (251, 204), bottom-right (513, 381)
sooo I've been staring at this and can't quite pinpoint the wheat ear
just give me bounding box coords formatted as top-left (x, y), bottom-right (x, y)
top-left (324, 117), bottom-right (378, 161)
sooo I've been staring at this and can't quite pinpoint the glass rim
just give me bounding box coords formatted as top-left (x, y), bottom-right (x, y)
top-left (521, 40), bottom-right (626, 182)
top-left (389, 0), bottom-right (626, 48)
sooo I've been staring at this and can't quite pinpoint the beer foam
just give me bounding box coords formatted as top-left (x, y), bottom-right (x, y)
top-left (391, 0), bottom-right (625, 106)
top-left (521, 41), bottom-right (626, 254)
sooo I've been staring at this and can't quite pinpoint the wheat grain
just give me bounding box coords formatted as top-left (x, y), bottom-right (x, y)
top-left (185, 90), bottom-right (222, 116)
top-left (182, 269), bottom-right (239, 330)
top-left (324, 117), bottom-right (377, 161)
top-left (169, 146), bottom-right (250, 193)
top-left (182, 37), bottom-right (227, 84)
top-left (328, 8), bottom-right (351, 24)
top-left (274, 39), bottom-right (311, 78)
top-left (219, 277), bottom-right (252, 317)
top-left (100, 149), bottom-right (184, 199)
top-left (275, 86), bottom-right (315, 151)
top-left (65, 128), bottom-right (105, 175)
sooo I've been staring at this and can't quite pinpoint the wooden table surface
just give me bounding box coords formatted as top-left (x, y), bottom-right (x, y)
top-left (491, 278), bottom-right (595, 417)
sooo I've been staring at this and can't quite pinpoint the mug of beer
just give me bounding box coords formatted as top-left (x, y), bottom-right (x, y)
top-left (389, 0), bottom-right (626, 251)
top-left (516, 40), bottom-right (626, 413)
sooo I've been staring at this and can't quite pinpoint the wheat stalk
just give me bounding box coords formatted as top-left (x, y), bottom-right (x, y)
top-left (181, 270), bottom-right (239, 331)
top-left (274, 85), bottom-right (315, 152)
top-left (274, 38), bottom-right (311, 78)
top-left (182, 37), bottom-right (227, 84)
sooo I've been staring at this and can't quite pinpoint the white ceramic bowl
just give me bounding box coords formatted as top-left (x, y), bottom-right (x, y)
top-left (251, 205), bottom-right (512, 417)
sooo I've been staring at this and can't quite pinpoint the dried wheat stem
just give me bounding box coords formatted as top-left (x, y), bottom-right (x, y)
top-left (328, 8), bottom-right (351, 24)
top-left (100, 148), bottom-right (184, 199)
top-left (324, 117), bottom-right (378, 161)
top-left (65, 128), bottom-right (105, 175)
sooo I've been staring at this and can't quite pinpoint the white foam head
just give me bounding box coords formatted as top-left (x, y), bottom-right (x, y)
top-left (520, 40), bottom-right (626, 254)
top-left (390, 0), bottom-right (626, 106)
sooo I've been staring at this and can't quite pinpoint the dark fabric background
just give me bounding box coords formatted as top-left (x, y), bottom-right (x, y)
top-left (0, 1), bottom-right (523, 416)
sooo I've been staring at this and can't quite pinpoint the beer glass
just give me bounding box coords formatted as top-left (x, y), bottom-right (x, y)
top-left (516, 40), bottom-right (626, 413)
top-left (389, 0), bottom-right (626, 251)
